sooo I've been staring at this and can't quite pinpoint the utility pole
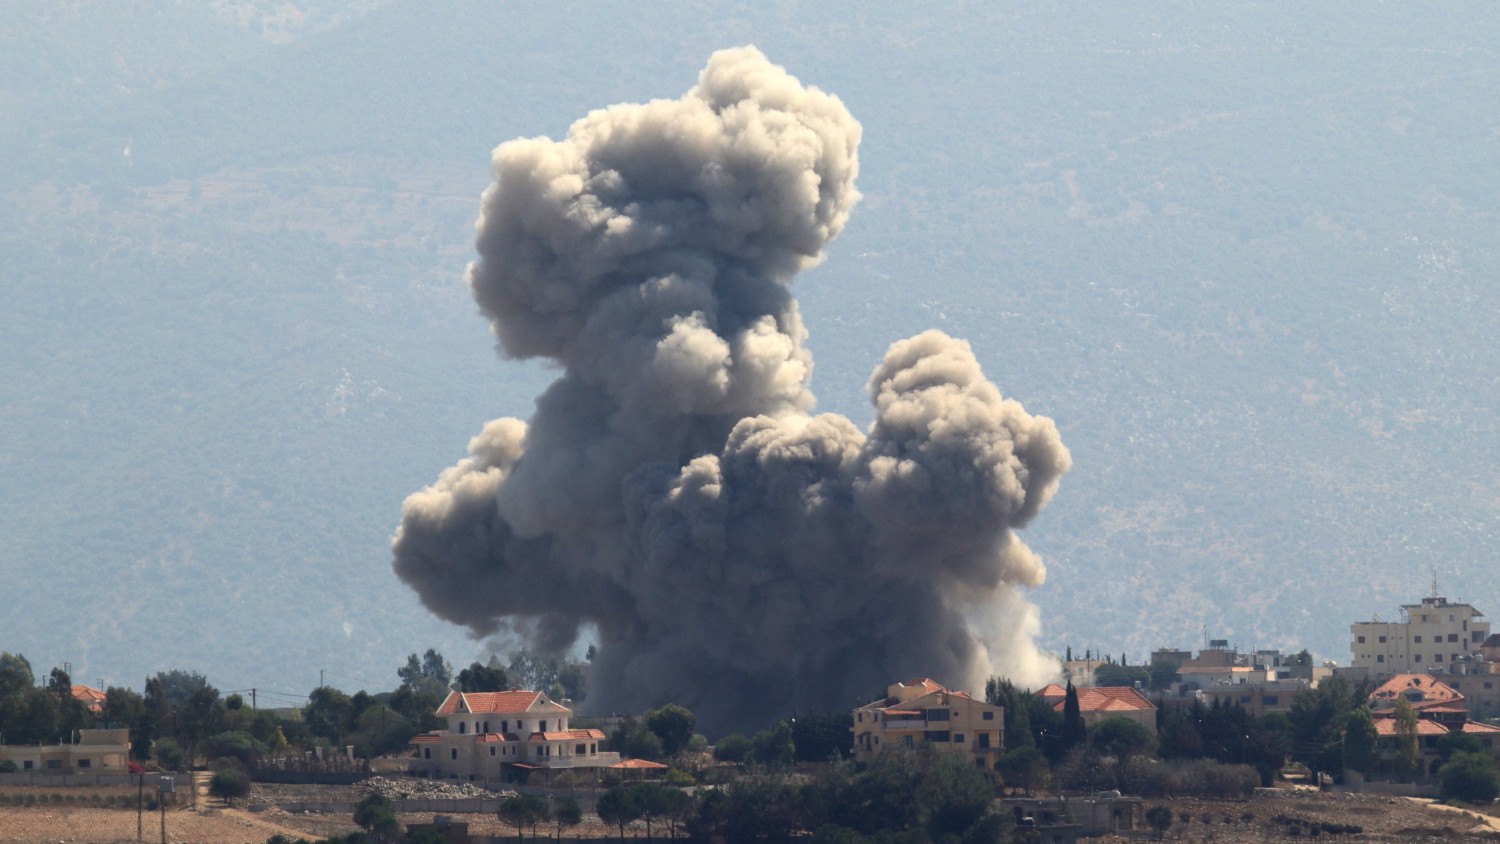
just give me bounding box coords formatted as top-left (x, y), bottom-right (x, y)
top-left (137, 773), bottom-right (143, 841)
top-left (320, 669), bottom-right (324, 688)
top-left (251, 688), bottom-right (257, 710)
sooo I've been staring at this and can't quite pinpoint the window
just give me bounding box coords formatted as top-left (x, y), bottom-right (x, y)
top-left (1379, 635), bottom-right (1387, 643)
top-left (23, 761), bottom-right (33, 770)
top-left (576, 743), bottom-right (587, 755)
top-left (1449, 634), bottom-right (1459, 642)
top-left (978, 733), bottom-right (991, 748)
top-left (78, 759), bottom-right (91, 768)
top-left (1415, 655), bottom-right (1423, 662)
top-left (451, 749), bottom-right (458, 760)
top-left (1477, 632), bottom-right (1487, 642)
top-left (540, 720), bottom-right (548, 732)
top-left (1357, 636), bottom-right (1366, 644)
top-left (502, 720), bottom-right (509, 733)
top-left (1415, 636), bottom-right (1423, 643)
top-left (1486, 682), bottom-right (1494, 690)
top-left (490, 747), bottom-right (496, 756)
top-left (924, 730), bottom-right (950, 742)
top-left (982, 711), bottom-right (994, 720)
top-left (47, 760), bottom-right (60, 769)
top-left (925, 709), bottom-right (950, 722)
top-left (954, 733), bottom-right (966, 743)
top-left (484, 721), bottom-right (490, 733)
top-left (424, 748), bottom-right (431, 760)
top-left (1262, 695), bottom-right (1279, 706)
top-left (1435, 654), bottom-right (1445, 662)
top-left (458, 722), bottom-right (466, 734)
top-left (1377, 655), bottom-right (1385, 663)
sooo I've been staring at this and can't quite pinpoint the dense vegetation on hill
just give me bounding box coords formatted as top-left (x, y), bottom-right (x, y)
top-left (3, 2), bottom-right (1499, 693)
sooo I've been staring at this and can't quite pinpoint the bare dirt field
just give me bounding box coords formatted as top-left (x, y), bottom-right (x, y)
top-left (1, 783), bottom-right (1499, 843)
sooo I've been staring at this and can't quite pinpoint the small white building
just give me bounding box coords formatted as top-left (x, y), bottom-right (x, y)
top-left (410, 690), bottom-right (616, 781)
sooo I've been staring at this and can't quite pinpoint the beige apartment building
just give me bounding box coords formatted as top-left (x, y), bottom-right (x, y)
top-left (853, 679), bottom-right (1004, 771)
top-left (410, 690), bottom-right (614, 781)
top-left (1350, 594), bottom-right (1490, 676)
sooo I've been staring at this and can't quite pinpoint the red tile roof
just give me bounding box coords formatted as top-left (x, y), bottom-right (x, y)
top-left (1463, 721), bottom-right (1500, 734)
top-left (1040, 686), bottom-right (1156, 714)
top-left (437, 690), bottom-right (567, 716)
top-left (474, 733), bottom-right (522, 743)
top-left (72, 685), bottom-right (107, 712)
top-left (1372, 718), bottom-right (1449, 737)
top-left (410, 732), bottom-right (443, 744)
top-left (1368, 674), bottom-right (1464, 709)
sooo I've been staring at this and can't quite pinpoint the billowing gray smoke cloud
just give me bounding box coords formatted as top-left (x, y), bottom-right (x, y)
top-left (393, 47), bottom-right (1071, 729)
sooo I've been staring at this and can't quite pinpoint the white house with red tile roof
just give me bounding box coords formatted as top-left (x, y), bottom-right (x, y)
top-left (1036, 684), bottom-right (1157, 734)
top-left (410, 690), bottom-right (615, 781)
top-left (71, 685), bottom-right (107, 714)
top-left (853, 679), bottom-right (1004, 771)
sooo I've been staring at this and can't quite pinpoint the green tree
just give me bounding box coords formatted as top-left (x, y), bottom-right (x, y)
top-left (1341, 708), bottom-right (1380, 775)
top-left (597, 785), bottom-right (642, 841)
top-left (354, 792), bottom-right (401, 842)
top-left (1093, 664), bottom-right (1150, 688)
top-left (304, 686), bottom-right (354, 744)
top-left (497, 793), bottom-right (549, 842)
top-left (751, 720), bottom-right (795, 768)
top-left (1393, 698), bottom-right (1421, 782)
top-left (1288, 674), bottom-right (1366, 777)
top-left (0, 652), bottom-right (33, 698)
top-left (645, 704), bottom-right (697, 758)
top-left (398, 649), bottom-right (453, 697)
top-left (997, 745), bottom-right (1047, 795)
top-left (553, 796), bottom-right (583, 838)
top-left (1148, 660), bottom-right (1180, 691)
top-left (1145, 805), bottom-right (1174, 839)
top-left (455, 660), bottom-right (508, 693)
top-left (1061, 682), bottom-right (1086, 750)
top-left (985, 678), bottom-right (1036, 752)
top-left (1437, 730), bottom-right (1487, 762)
top-left (713, 734), bottom-right (751, 762)
top-left (208, 766), bottom-right (251, 806)
top-left (202, 730), bottom-right (267, 767)
top-left (1091, 716), bottom-right (1158, 760)
top-left (1441, 750), bottom-right (1500, 804)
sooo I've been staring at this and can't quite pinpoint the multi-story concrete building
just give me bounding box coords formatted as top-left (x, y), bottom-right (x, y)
top-left (1350, 594), bottom-right (1491, 676)
top-left (410, 690), bottom-right (614, 781)
top-left (853, 678), bottom-right (1005, 771)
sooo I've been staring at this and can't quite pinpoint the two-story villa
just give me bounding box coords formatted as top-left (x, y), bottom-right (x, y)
top-left (410, 690), bottom-right (615, 781)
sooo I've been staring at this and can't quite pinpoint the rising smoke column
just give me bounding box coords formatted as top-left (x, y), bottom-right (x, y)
top-left (393, 47), bottom-right (1071, 730)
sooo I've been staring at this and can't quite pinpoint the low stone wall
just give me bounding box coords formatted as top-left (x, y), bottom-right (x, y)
top-left (1349, 780), bottom-right (1440, 798)
top-left (254, 797), bottom-right (510, 814)
top-left (0, 773), bottom-right (144, 788)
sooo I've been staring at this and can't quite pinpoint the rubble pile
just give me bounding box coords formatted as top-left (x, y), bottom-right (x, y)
top-left (360, 776), bottom-right (499, 801)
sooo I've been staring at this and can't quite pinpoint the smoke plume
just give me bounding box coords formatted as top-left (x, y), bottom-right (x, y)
top-left (393, 47), bottom-right (1070, 730)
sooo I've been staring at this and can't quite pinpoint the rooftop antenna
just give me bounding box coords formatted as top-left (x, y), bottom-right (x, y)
top-left (1431, 568), bottom-right (1440, 600)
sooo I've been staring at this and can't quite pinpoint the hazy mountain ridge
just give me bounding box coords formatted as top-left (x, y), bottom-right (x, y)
top-left (3, 1), bottom-right (1498, 695)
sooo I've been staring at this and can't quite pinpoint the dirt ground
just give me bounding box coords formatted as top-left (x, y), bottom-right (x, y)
top-left (2, 783), bottom-right (1499, 843)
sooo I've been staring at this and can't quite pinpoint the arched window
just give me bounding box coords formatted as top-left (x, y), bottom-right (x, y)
top-left (458, 722), bottom-right (466, 734)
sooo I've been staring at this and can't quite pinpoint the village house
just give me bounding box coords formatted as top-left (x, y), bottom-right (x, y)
top-left (1035, 684), bottom-right (1157, 734)
top-left (853, 678), bottom-right (1005, 771)
top-left (0, 728), bottom-right (131, 775)
top-left (409, 690), bottom-right (615, 781)
top-left (1365, 674), bottom-right (1500, 784)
